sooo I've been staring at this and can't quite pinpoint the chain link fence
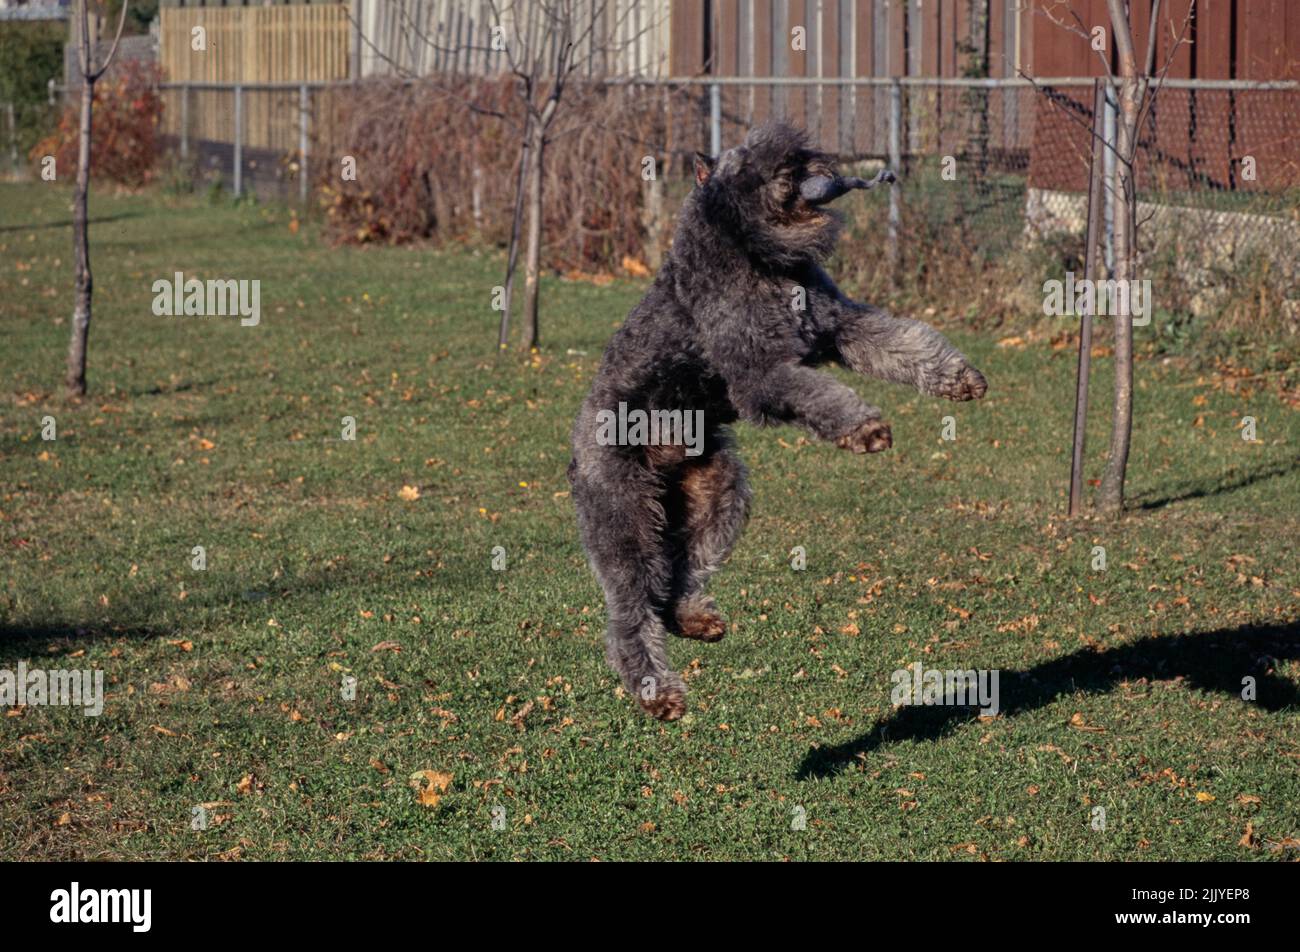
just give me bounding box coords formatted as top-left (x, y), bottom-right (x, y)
top-left (144, 75), bottom-right (1299, 327)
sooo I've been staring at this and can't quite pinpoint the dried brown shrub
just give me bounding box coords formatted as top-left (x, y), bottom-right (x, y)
top-left (31, 61), bottom-right (163, 188)
top-left (316, 77), bottom-right (705, 272)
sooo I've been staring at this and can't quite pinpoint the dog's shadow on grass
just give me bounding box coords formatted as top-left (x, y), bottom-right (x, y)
top-left (0, 622), bottom-right (177, 663)
top-left (796, 620), bottom-right (1299, 780)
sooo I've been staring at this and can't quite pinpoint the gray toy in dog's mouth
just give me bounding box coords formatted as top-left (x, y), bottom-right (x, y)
top-left (799, 168), bottom-right (897, 205)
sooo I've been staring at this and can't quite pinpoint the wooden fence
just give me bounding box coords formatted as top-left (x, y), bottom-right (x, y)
top-left (160, 4), bottom-right (351, 149)
top-left (360, 0), bottom-right (671, 78)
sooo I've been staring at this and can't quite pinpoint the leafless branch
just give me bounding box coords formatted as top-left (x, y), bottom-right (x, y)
top-left (1132, 0), bottom-right (1196, 159)
top-left (75, 0), bottom-right (89, 76)
top-left (347, 13), bottom-right (520, 129)
top-left (89, 0), bottom-right (132, 83)
top-left (1106, 0), bottom-right (1138, 75)
top-left (1036, 1), bottom-right (1115, 79)
top-left (1142, 0), bottom-right (1164, 77)
top-left (1014, 66), bottom-right (1131, 168)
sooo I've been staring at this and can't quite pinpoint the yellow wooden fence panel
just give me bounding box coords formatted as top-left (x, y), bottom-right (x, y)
top-left (160, 4), bottom-right (350, 151)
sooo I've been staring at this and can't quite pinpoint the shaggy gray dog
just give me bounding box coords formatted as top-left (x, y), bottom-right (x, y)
top-left (569, 122), bottom-right (987, 720)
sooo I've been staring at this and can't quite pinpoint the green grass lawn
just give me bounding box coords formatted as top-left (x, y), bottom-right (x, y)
top-left (0, 182), bottom-right (1296, 861)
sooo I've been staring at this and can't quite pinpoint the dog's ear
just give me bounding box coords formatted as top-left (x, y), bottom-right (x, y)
top-left (693, 152), bottom-right (717, 186)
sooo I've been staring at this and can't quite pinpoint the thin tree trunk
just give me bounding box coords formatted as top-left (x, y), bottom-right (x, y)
top-left (1069, 80), bottom-right (1108, 517)
top-left (65, 0), bottom-right (127, 397)
top-left (1098, 73), bottom-right (1140, 515)
top-left (1097, 151), bottom-right (1136, 514)
top-left (497, 128), bottom-right (530, 352)
top-left (521, 120), bottom-right (544, 351)
top-left (66, 75), bottom-right (95, 397)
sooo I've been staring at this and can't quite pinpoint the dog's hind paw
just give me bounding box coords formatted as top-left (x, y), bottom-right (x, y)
top-left (676, 609), bottom-right (727, 642)
top-left (836, 418), bottom-right (893, 454)
top-left (639, 685), bottom-right (687, 721)
top-left (670, 597), bottom-right (727, 642)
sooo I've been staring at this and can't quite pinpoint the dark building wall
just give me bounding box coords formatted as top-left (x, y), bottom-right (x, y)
top-left (673, 1), bottom-right (1299, 81)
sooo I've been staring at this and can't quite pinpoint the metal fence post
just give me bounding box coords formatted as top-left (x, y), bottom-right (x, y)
top-left (299, 83), bottom-right (309, 204)
top-left (6, 102), bottom-right (17, 178)
top-left (233, 84), bottom-right (243, 198)
top-left (888, 79), bottom-right (902, 283)
top-left (1102, 84), bottom-right (1116, 276)
top-left (710, 82), bottom-right (722, 156)
top-left (351, 0), bottom-right (363, 82)
top-left (180, 84), bottom-right (189, 161)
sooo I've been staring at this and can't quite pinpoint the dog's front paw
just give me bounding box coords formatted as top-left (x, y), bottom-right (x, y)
top-left (836, 418), bottom-right (893, 454)
top-left (932, 362), bottom-right (988, 402)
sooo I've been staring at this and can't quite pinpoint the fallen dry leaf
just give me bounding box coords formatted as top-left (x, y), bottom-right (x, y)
top-left (511, 699), bottom-right (536, 731)
top-left (148, 675), bottom-right (192, 695)
top-left (1068, 712), bottom-right (1106, 733)
top-left (1239, 821), bottom-right (1257, 847)
top-left (410, 770), bottom-right (453, 808)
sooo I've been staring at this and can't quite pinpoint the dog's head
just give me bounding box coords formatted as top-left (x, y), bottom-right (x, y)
top-left (691, 121), bottom-right (884, 270)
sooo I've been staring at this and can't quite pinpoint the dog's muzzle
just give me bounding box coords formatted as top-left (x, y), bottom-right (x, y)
top-left (799, 169), bottom-right (897, 205)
